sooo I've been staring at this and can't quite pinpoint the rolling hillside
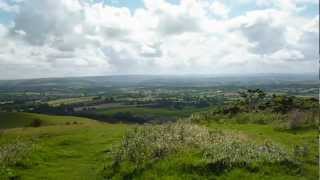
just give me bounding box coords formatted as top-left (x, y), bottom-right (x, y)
top-left (0, 112), bottom-right (98, 129)
top-left (0, 112), bottom-right (318, 179)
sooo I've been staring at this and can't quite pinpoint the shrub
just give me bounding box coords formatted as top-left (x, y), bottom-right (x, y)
top-left (106, 122), bottom-right (295, 178)
top-left (29, 119), bottom-right (42, 127)
top-left (0, 141), bottom-right (34, 178)
top-left (222, 105), bottom-right (241, 115)
top-left (202, 140), bottom-right (291, 169)
top-left (303, 110), bottom-right (318, 128)
top-left (293, 145), bottom-right (309, 159)
top-left (111, 122), bottom-right (212, 166)
top-left (288, 110), bottom-right (305, 130)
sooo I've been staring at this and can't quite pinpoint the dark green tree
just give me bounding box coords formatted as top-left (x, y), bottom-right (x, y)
top-left (238, 89), bottom-right (266, 112)
top-left (270, 95), bottom-right (294, 113)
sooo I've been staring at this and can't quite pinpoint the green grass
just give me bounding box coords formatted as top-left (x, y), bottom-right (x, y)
top-left (127, 152), bottom-right (304, 180)
top-left (207, 123), bottom-right (317, 147)
top-left (47, 97), bottom-right (95, 106)
top-left (0, 112), bottom-right (98, 129)
top-left (0, 114), bottom-right (130, 179)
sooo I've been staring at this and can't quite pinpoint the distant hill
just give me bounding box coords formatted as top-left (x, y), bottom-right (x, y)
top-left (0, 74), bottom-right (318, 91)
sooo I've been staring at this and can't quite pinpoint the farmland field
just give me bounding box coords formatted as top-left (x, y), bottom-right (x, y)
top-left (47, 97), bottom-right (96, 107)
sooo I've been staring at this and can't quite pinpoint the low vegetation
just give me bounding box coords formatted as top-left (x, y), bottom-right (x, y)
top-left (0, 140), bottom-right (34, 179)
top-left (103, 122), bottom-right (303, 179)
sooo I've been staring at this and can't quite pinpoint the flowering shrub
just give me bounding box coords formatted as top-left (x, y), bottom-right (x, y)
top-left (202, 140), bottom-right (291, 168)
top-left (107, 122), bottom-right (295, 178)
top-left (111, 122), bottom-right (213, 167)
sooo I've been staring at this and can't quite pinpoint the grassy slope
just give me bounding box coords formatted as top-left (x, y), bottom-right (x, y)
top-left (0, 113), bottom-right (129, 179)
top-left (0, 113), bottom-right (318, 179)
top-left (0, 112), bottom-right (97, 129)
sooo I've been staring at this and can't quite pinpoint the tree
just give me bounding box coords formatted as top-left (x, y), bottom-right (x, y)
top-left (270, 94), bottom-right (294, 113)
top-left (238, 89), bottom-right (266, 112)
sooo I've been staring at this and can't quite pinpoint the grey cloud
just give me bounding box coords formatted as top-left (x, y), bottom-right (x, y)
top-left (158, 14), bottom-right (201, 35)
top-left (51, 35), bottom-right (88, 52)
top-left (297, 31), bottom-right (319, 61)
top-left (46, 51), bottom-right (75, 60)
top-left (240, 21), bottom-right (286, 54)
top-left (103, 26), bottom-right (130, 39)
top-left (102, 47), bottom-right (138, 73)
top-left (12, 0), bottom-right (83, 45)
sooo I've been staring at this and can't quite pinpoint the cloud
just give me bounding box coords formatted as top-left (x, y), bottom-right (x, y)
top-left (296, 16), bottom-right (319, 61)
top-left (235, 10), bottom-right (288, 54)
top-left (12, 0), bottom-right (84, 45)
top-left (0, 0), bottom-right (19, 13)
top-left (0, 0), bottom-right (318, 79)
top-left (210, 1), bottom-right (230, 18)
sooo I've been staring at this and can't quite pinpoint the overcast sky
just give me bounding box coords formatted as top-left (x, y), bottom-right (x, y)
top-left (0, 0), bottom-right (318, 79)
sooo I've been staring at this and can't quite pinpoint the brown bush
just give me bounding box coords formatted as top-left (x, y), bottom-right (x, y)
top-left (29, 119), bottom-right (42, 127)
top-left (288, 110), bottom-right (305, 130)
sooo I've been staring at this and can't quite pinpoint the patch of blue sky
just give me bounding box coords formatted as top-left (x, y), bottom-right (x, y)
top-left (228, 4), bottom-right (258, 17)
top-left (0, 11), bottom-right (14, 25)
top-left (102, 0), bottom-right (143, 10)
top-left (102, 0), bottom-right (180, 11)
top-left (299, 4), bottom-right (318, 18)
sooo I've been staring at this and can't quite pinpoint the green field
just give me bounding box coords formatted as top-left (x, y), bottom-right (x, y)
top-left (47, 97), bottom-right (95, 106)
top-left (0, 112), bottom-right (317, 179)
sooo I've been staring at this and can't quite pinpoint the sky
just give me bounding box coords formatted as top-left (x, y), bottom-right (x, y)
top-left (0, 0), bottom-right (318, 79)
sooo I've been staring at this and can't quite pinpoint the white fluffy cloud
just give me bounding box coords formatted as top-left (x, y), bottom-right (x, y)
top-left (0, 0), bottom-right (318, 79)
top-left (210, 1), bottom-right (230, 18)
